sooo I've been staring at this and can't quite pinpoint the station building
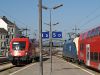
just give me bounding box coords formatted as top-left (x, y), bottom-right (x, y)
top-left (0, 16), bottom-right (22, 56)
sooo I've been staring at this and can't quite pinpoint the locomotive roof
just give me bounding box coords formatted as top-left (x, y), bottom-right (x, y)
top-left (11, 37), bottom-right (30, 42)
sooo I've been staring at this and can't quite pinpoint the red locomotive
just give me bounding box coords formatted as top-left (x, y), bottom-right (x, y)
top-left (8, 37), bottom-right (39, 65)
top-left (78, 26), bottom-right (100, 71)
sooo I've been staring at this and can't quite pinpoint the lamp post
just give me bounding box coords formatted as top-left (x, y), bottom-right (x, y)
top-left (43, 4), bottom-right (63, 73)
top-left (44, 22), bottom-right (59, 26)
top-left (38, 0), bottom-right (43, 75)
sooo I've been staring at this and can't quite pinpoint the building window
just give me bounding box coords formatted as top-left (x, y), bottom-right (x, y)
top-left (4, 42), bottom-right (6, 47)
top-left (4, 35), bottom-right (5, 39)
top-left (2, 42), bottom-right (4, 47)
top-left (6, 39), bottom-right (8, 44)
top-left (1, 35), bottom-right (2, 39)
top-left (12, 35), bottom-right (13, 39)
top-left (12, 28), bottom-right (13, 32)
top-left (8, 28), bottom-right (10, 32)
top-left (1, 42), bottom-right (2, 47)
top-left (3, 35), bottom-right (4, 39)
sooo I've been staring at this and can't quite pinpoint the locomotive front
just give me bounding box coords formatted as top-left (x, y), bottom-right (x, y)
top-left (8, 38), bottom-right (32, 65)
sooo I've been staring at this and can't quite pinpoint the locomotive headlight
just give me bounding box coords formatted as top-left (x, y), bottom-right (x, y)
top-left (25, 52), bottom-right (27, 55)
top-left (10, 53), bottom-right (12, 55)
top-left (14, 51), bottom-right (19, 56)
top-left (98, 64), bottom-right (100, 70)
top-left (9, 51), bottom-right (12, 55)
top-left (10, 52), bottom-right (12, 55)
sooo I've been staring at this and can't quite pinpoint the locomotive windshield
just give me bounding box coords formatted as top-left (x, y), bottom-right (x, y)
top-left (12, 42), bottom-right (26, 50)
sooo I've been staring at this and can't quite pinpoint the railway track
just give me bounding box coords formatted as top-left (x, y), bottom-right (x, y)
top-left (0, 58), bottom-right (40, 75)
top-left (0, 64), bottom-right (24, 75)
top-left (0, 50), bottom-right (99, 75)
top-left (0, 63), bottom-right (15, 72)
top-left (0, 61), bottom-right (10, 65)
top-left (0, 62), bottom-right (34, 75)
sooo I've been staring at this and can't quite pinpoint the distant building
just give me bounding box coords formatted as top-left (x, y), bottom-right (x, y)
top-left (0, 16), bottom-right (22, 44)
top-left (0, 28), bottom-right (7, 56)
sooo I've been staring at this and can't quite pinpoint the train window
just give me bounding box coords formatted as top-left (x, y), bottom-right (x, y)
top-left (93, 52), bottom-right (98, 62)
top-left (87, 31), bottom-right (91, 38)
top-left (90, 52), bottom-right (93, 61)
top-left (95, 27), bottom-right (99, 36)
top-left (97, 27), bottom-right (100, 35)
top-left (99, 28), bottom-right (100, 35)
top-left (12, 42), bottom-right (26, 50)
top-left (99, 53), bottom-right (100, 62)
top-left (91, 30), bottom-right (94, 37)
top-left (80, 43), bottom-right (84, 50)
top-left (82, 33), bottom-right (87, 39)
top-left (69, 45), bottom-right (72, 51)
top-left (82, 34), bottom-right (84, 40)
top-left (80, 44), bottom-right (81, 50)
top-left (92, 29), bottom-right (96, 37)
top-left (90, 29), bottom-right (96, 37)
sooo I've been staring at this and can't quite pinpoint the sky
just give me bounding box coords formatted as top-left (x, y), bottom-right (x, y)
top-left (0, 0), bottom-right (100, 39)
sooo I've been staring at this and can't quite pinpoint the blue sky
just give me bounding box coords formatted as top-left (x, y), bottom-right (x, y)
top-left (0, 0), bottom-right (100, 39)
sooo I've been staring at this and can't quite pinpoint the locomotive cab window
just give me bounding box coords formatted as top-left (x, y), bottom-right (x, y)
top-left (12, 42), bottom-right (26, 50)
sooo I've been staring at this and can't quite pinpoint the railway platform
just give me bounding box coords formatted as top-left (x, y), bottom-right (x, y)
top-left (8, 56), bottom-right (96, 75)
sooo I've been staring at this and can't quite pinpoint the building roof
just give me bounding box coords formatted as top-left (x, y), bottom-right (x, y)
top-left (0, 28), bottom-right (8, 34)
top-left (1, 16), bottom-right (14, 25)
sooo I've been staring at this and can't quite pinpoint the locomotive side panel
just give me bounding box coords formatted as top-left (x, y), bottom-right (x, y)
top-left (63, 39), bottom-right (77, 61)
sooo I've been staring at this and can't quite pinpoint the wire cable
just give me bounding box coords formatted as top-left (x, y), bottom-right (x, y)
top-left (76, 6), bottom-right (100, 28)
top-left (0, 8), bottom-right (26, 26)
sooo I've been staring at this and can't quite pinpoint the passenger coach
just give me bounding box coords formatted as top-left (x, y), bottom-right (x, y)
top-left (78, 26), bottom-right (100, 70)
